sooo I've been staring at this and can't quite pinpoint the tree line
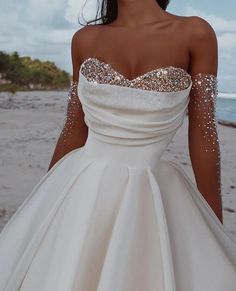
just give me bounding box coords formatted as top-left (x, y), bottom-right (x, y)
top-left (0, 51), bottom-right (71, 91)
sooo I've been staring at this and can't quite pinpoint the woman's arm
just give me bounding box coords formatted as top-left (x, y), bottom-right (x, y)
top-left (48, 31), bottom-right (88, 171)
top-left (187, 17), bottom-right (223, 223)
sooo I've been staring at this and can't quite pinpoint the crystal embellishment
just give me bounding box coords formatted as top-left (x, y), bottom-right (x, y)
top-left (190, 73), bottom-right (221, 196)
top-left (61, 81), bottom-right (83, 143)
top-left (80, 57), bottom-right (192, 92)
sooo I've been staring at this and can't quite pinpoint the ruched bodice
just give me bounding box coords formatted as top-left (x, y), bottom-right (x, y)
top-left (78, 58), bottom-right (192, 142)
top-left (78, 65), bottom-right (192, 166)
top-left (78, 70), bottom-right (192, 143)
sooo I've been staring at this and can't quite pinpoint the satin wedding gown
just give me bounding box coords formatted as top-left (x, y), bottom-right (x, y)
top-left (0, 57), bottom-right (236, 291)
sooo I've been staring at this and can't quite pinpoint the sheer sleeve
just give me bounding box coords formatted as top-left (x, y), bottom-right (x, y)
top-left (47, 80), bottom-right (87, 171)
top-left (191, 74), bottom-right (219, 152)
top-left (188, 73), bottom-right (222, 219)
top-left (61, 80), bottom-right (84, 145)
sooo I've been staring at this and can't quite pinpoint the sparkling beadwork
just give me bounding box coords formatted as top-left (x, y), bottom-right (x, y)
top-left (191, 73), bottom-right (219, 150)
top-left (61, 81), bottom-right (83, 143)
top-left (80, 57), bottom-right (192, 92)
top-left (190, 73), bottom-right (221, 196)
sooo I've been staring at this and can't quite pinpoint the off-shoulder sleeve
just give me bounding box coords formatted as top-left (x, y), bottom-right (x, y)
top-left (189, 73), bottom-right (221, 196)
top-left (61, 81), bottom-right (84, 143)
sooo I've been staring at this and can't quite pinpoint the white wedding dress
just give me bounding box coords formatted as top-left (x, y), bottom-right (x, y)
top-left (0, 57), bottom-right (236, 291)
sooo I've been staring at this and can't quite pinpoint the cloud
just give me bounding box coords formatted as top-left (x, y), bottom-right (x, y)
top-left (0, 0), bottom-right (84, 72)
top-left (0, 0), bottom-right (99, 73)
top-left (65, 0), bottom-right (97, 25)
top-left (218, 33), bottom-right (236, 50)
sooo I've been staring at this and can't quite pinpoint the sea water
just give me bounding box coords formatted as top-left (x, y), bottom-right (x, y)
top-left (217, 93), bottom-right (236, 123)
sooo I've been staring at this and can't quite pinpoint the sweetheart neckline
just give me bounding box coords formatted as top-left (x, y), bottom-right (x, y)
top-left (79, 57), bottom-right (192, 83)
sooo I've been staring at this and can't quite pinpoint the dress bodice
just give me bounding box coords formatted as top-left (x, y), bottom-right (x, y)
top-left (78, 58), bottom-right (192, 152)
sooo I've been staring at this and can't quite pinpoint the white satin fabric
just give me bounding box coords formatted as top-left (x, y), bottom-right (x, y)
top-left (0, 72), bottom-right (236, 291)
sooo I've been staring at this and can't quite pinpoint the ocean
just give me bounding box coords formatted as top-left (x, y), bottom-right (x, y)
top-left (217, 93), bottom-right (236, 123)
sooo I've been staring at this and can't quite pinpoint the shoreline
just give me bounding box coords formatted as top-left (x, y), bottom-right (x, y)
top-left (0, 88), bottom-right (68, 93)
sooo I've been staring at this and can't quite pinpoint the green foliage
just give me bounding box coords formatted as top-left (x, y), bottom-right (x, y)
top-left (0, 83), bottom-right (19, 94)
top-left (0, 51), bottom-right (71, 91)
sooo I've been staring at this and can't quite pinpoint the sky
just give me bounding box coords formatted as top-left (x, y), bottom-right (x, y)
top-left (0, 0), bottom-right (235, 92)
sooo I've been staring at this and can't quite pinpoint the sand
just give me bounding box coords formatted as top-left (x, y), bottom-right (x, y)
top-left (0, 90), bottom-right (236, 241)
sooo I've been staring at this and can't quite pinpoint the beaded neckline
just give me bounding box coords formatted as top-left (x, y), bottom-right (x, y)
top-left (80, 57), bottom-right (192, 83)
top-left (79, 57), bottom-right (193, 93)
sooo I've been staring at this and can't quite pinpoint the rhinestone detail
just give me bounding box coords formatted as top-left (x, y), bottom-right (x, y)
top-left (61, 81), bottom-right (83, 143)
top-left (190, 73), bottom-right (221, 196)
top-left (80, 57), bottom-right (192, 92)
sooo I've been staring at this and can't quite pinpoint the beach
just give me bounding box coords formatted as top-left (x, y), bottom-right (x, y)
top-left (0, 91), bottom-right (236, 241)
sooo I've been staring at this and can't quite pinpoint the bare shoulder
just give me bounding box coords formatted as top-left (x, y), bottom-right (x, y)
top-left (182, 16), bottom-right (217, 43)
top-left (180, 16), bottom-right (218, 75)
top-left (71, 24), bottom-right (101, 46)
top-left (71, 24), bottom-right (104, 62)
top-left (165, 13), bottom-right (217, 46)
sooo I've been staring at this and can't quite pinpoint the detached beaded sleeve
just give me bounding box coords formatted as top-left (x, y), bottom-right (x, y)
top-left (189, 73), bottom-right (221, 198)
top-left (61, 81), bottom-right (84, 144)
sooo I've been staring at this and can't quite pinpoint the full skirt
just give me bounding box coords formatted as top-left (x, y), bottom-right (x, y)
top-left (0, 144), bottom-right (236, 291)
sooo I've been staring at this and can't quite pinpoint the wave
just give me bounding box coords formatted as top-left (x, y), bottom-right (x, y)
top-left (218, 119), bottom-right (236, 128)
top-left (218, 93), bottom-right (236, 99)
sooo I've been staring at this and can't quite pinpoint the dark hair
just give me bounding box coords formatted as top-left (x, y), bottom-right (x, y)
top-left (79, 0), bottom-right (170, 26)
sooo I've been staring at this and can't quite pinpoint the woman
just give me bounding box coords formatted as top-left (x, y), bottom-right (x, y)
top-left (0, 0), bottom-right (236, 290)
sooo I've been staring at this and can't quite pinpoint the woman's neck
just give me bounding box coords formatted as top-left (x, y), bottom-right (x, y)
top-left (115, 0), bottom-right (166, 28)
